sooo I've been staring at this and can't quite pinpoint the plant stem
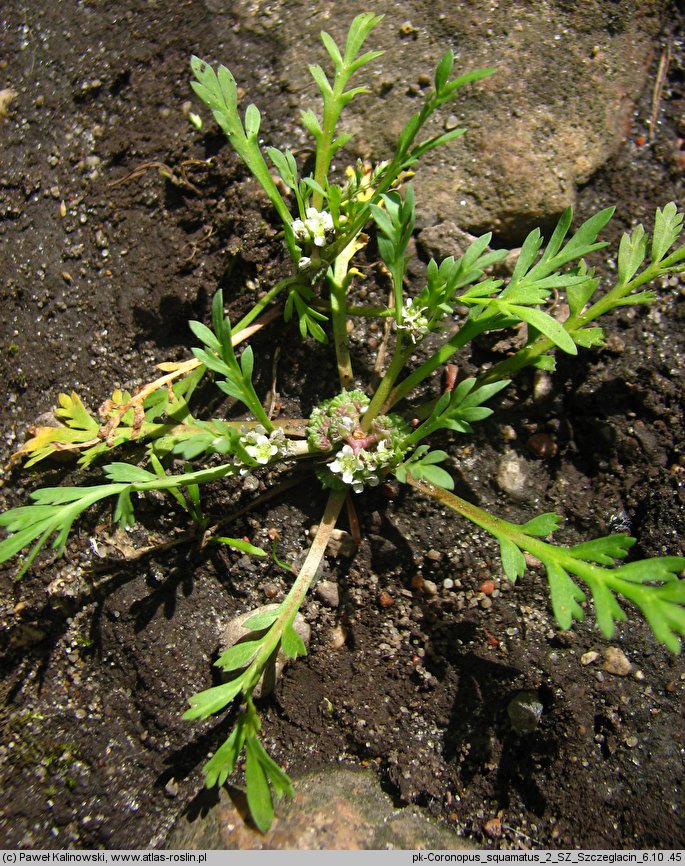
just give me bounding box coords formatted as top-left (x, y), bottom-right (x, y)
top-left (347, 305), bottom-right (393, 317)
top-left (360, 340), bottom-right (411, 431)
top-left (328, 238), bottom-right (362, 388)
top-left (384, 317), bottom-right (485, 412)
top-left (234, 277), bottom-right (298, 333)
top-left (243, 489), bottom-right (346, 691)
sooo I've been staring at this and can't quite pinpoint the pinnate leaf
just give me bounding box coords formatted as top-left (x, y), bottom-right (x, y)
top-left (202, 723), bottom-right (246, 789)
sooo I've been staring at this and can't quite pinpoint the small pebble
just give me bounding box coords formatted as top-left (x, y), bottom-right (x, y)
top-left (426, 549), bottom-right (442, 562)
top-left (532, 370), bottom-right (553, 401)
top-left (315, 580), bottom-right (340, 608)
top-left (422, 579), bottom-right (438, 596)
top-left (580, 650), bottom-right (600, 666)
top-left (603, 647), bottom-right (632, 676)
top-left (0, 87), bottom-right (17, 117)
top-left (479, 579), bottom-right (495, 595)
top-left (527, 432), bottom-right (558, 459)
top-left (507, 690), bottom-right (544, 733)
top-left (310, 526), bottom-right (356, 558)
top-left (624, 735), bottom-right (638, 749)
top-left (164, 779), bottom-right (179, 798)
top-left (378, 590), bottom-right (394, 608)
top-left (483, 817), bottom-right (502, 838)
top-left (329, 624), bottom-right (347, 649)
top-left (496, 452), bottom-right (528, 499)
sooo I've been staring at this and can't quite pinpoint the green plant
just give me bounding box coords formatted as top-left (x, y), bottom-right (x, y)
top-left (2, 13), bottom-right (685, 832)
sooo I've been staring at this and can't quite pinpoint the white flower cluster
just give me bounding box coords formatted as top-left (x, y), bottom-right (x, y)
top-left (328, 440), bottom-right (394, 494)
top-left (292, 207), bottom-right (334, 251)
top-left (238, 426), bottom-right (289, 473)
top-left (397, 297), bottom-right (431, 344)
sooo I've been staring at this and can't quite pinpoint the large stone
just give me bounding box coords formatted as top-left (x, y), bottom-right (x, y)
top-left (229, 0), bottom-right (664, 241)
top-left (166, 766), bottom-right (473, 849)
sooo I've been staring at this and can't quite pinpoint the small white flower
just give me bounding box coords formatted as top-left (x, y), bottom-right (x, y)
top-left (397, 298), bottom-right (430, 344)
top-left (367, 439), bottom-right (390, 470)
top-left (292, 207), bottom-right (335, 249)
top-left (292, 218), bottom-right (307, 241)
top-left (327, 440), bottom-right (398, 494)
top-left (240, 426), bottom-right (290, 467)
top-left (244, 433), bottom-right (277, 465)
top-left (329, 444), bottom-right (366, 492)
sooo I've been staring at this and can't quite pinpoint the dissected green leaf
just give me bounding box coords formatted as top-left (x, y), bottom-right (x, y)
top-left (617, 224), bottom-right (647, 286)
top-left (183, 679), bottom-right (244, 721)
top-left (215, 638), bottom-right (263, 673)
top-left (587, 578), bottom-right (627, 638)
top-left (213, 536), bottom-right (268, 556)
top-left (546, 561), bottom-right (586, 629)
top-left (504, 303), bottom-right (577, 354)
top-left (651, 202), bottom-right (683, 264)
top-left (499, 537), bottom-right (526, 582)
top-left (54, 391), bottom-right (100, 431)
top-left (566, 275), bottom-right (598, 317)
top-left (519, 513), bottom-right (562, 537)
top-left (281, 623), bottom-right (307, 660)
top-left (245, 736), bottom-right (275, 833)
top-left (113, 489), bottom-right (135, 529)
top-left (570, 533), bottom-right (635, 566)
top-left (202, 721), bottom-right (246, 789)
top-left (247, 736), bottom-right (294, 800)
top-left (243, 608), bottom-right (281, 631)
top-left (104, 463), bottom-right (158, 483)
top-left (433, 67), bottom-right (496, 107)
top-left (415, 462), bottom-right (454, 490)
top-left (554, 207), bottom-right (614, 265)
top-left (612, 556), bottom-right (685, 584)
top-left (572, 327), bottom-right (604, 348)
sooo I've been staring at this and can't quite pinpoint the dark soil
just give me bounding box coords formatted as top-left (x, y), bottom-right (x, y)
top-left (1, 0), bottom-right (684, 851)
